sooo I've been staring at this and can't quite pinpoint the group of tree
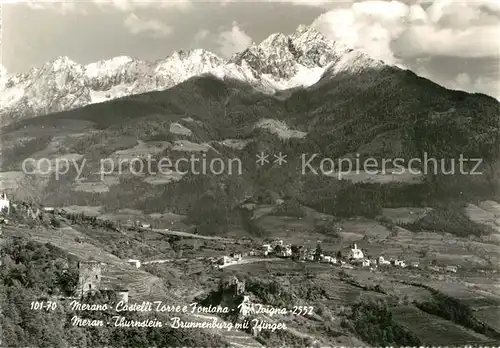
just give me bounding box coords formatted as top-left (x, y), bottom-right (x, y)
top-left (342, 299), bottom-right (422, 346)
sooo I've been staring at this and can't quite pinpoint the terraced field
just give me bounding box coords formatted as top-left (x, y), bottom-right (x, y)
top-left (4, 226), bottom-right (124, 265)
top-left (393, 306), bottom-right (496, 345)
top-left (424, 280), bottom-right (500, 309)
top-left (475, 308), bottom-right (500, 332)
top-left (460, 297), bottom-right (500, 309)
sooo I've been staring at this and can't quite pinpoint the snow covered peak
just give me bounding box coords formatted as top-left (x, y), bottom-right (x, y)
top-left (259, 32), bottom-right (289, 49)
top-left (317, 49), bottom-right (386, 84)
top-left (155, 48), bottom-right (225, 86)
top-left (84, 56), bottom-right (135, 79)
top-left (227, 23), bottom-right (385, 87)
top-left (230, 33), bottom-right (297, 80)
top-left (228, 25), bottom-right (335, 82)
top-left (164, 49), bottom-right (225, 72)
top-left (182, 49), bottom-right (225, 68)
top-left (0, 24), bottom-right (390, 125)
top-left (36, 56), bottom-right (86, 87)
top-left (295, 24), bottom-right (308, 33)
top-left (293, 24), bottom-right (323, 40)
top-left (109, 55), bottom-right (134, 65)
top-left (0, 55), bottom-right (91, 124)
top-left (46, 56), bottom-right (82, 72)
top-left (291, 24), bottom-right (330, 50)
top-left (290, 25), bottom-right (350, 68)
top-left (179, 48), bottom-right (223, 60)
top-left (209, 59), bottom-right (282, 94)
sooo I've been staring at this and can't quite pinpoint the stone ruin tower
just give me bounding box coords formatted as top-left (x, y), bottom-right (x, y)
top-left (215, 276), bottom-right (246, 317)
top-left (75, 261), bottom-right (104, 298)
top-left (226, 275), bottom-right (245, 296)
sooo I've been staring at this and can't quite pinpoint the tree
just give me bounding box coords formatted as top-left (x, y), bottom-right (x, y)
top-left (50, 217), bottom-right (61, 228)
top-left (274, 244), bottom-right (282, 255)
top-left (291, 245), bottom-right (300, 261)
top-left (315, 243), bottom-right (322, 261)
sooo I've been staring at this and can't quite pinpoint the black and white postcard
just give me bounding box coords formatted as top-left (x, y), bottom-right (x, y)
top-left (0, 1), bottom-right (499, 347)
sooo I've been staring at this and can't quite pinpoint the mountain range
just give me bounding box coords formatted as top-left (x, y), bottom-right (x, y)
top-left (0, 24), bottom-right (499, 220)
top-left (0, 25), bottom-right (384, 126)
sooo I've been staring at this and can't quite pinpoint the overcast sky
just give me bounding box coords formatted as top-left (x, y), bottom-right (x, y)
top-left (2, 0), bottom-right (499, 100)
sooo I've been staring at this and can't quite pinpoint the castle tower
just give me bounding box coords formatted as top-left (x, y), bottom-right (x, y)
top-left (75, 261), bottom-right (103, 298)
top-left (0, 193), bottom-right (10, 214)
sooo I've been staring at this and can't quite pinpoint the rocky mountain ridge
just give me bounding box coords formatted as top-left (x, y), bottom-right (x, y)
top-left (0, 25), bottom-right (382, 126)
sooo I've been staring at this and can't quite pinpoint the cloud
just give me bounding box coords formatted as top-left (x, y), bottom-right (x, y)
top-left (312, 1), bottom-right (410, 64)
top-left (411, 62), bottom-right (500, 100)
top-left (194, 29), bottom-right (211, 42)
top-left (446, 73), bottom-right (500, 100)
top-left (311, 0), bottom-right (500, 100)
top-left (394, 26), bottom-right (500, 59)
top-left (6, 0), bottom-right (193, 13)
top-left (216, 21), bottom-right (252, 58)
top-left (219, 0), bottom-right (334, 9)
top-left (393, 0), bottom-right (500, 59)
top-left (92, 0), bottom-right (193, 11)
top-left (124, 13), bottom-right (173, 37)
top-left (312, 0), bottom-right (500, 64)
top-left (4, 0), bottom-right (81, 14)
top-left (266, 0), bottom-right (332, 7)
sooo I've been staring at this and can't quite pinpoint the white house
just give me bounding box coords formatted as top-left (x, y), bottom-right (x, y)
top-left (262, 244), bottom-right (272, 256)
top-left (445, 265), bottom-right (458, 273)
top-left (280, 246), bottom-right (292, 258)
top-left (348, 243), bottom-right (364, 260)
top-left (322, 256), bottom-right (333, 263)
top-left (390, 259), bottom-right (407, 268)
top-left (218, 256), bottom-right (233, 266)
top-left (230, 252), bottom-right (242, 260)
top-left (428, 265), bottom-right (442, 272)
top-left (362, 259), bottom-right (371, 267)
top-left (277, 249), bottom-right (290, 258)
top-left (127, 259), bottom-right (141, 268)
top-left (378, 256), bottom-right (391, 266)
top-left (0, 193), bottom-right (10, 214)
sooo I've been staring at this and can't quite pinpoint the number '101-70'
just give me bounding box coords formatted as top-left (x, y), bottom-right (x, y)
top-left (30, 301), bottom-right (57, 311)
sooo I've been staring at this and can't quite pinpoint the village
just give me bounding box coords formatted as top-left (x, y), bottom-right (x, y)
top-left (215, 238), bottom-right (459, 274)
